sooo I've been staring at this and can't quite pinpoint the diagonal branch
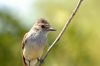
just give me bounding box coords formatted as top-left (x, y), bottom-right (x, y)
top-left (37, 0), bottom-right (84, 66)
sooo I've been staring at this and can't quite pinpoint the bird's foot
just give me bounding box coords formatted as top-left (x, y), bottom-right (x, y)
top-left (37, 58), bottom-right (44, 63)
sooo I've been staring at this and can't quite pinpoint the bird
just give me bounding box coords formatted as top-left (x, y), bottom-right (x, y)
top-left (21, 18), bottom-right (56, 66)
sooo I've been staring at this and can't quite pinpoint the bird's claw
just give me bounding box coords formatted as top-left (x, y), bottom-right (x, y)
top-left (37, 58), bottom-right (44, 63)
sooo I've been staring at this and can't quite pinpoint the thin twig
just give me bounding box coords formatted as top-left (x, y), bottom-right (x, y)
top-left (37, 0), bottom-right (84, 66)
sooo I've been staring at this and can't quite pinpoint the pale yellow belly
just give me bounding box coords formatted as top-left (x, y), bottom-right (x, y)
top-left (23, 44), bottom-right (44, 60)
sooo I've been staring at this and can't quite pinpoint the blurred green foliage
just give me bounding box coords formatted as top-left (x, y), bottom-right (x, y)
top-left (0, 10), bottom-right (26, 66)
top-left (0, 0), bottom-right (100, 66)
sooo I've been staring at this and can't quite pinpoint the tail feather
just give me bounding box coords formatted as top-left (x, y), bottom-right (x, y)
top-left (22, 56), bottom-right (37, 66)
top-left (30, 59), bottom-right (37, 66)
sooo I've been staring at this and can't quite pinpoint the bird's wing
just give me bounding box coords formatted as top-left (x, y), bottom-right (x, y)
top-left (22, 33), bottom-right (28, 49)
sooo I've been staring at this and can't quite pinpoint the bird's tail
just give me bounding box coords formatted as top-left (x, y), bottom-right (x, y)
top-left (30, 59), bottom-right (37, 66)
top-left (22, 56), bottom-right (37, 66)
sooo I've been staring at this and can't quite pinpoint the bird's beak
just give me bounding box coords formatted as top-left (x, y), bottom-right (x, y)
top-left (48, 27), bottom-right (56, 31)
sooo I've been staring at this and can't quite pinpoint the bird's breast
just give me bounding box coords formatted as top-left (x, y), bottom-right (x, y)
top-left (23, 33), bottom-right (47, 60)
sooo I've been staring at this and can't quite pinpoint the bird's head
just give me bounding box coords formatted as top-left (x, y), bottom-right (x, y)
top-left (32, 18), bottom-right (56, 32)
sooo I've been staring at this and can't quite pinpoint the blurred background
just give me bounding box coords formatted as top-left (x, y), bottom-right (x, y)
top-left (0, 0), bottom-right (100, 66)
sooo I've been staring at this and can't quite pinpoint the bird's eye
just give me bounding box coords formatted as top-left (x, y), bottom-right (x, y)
top-left (41, 25), bottom-right (45, 28)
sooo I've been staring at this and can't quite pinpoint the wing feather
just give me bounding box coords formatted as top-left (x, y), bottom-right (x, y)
top-left (22, 33), bottom-right (28, 49)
